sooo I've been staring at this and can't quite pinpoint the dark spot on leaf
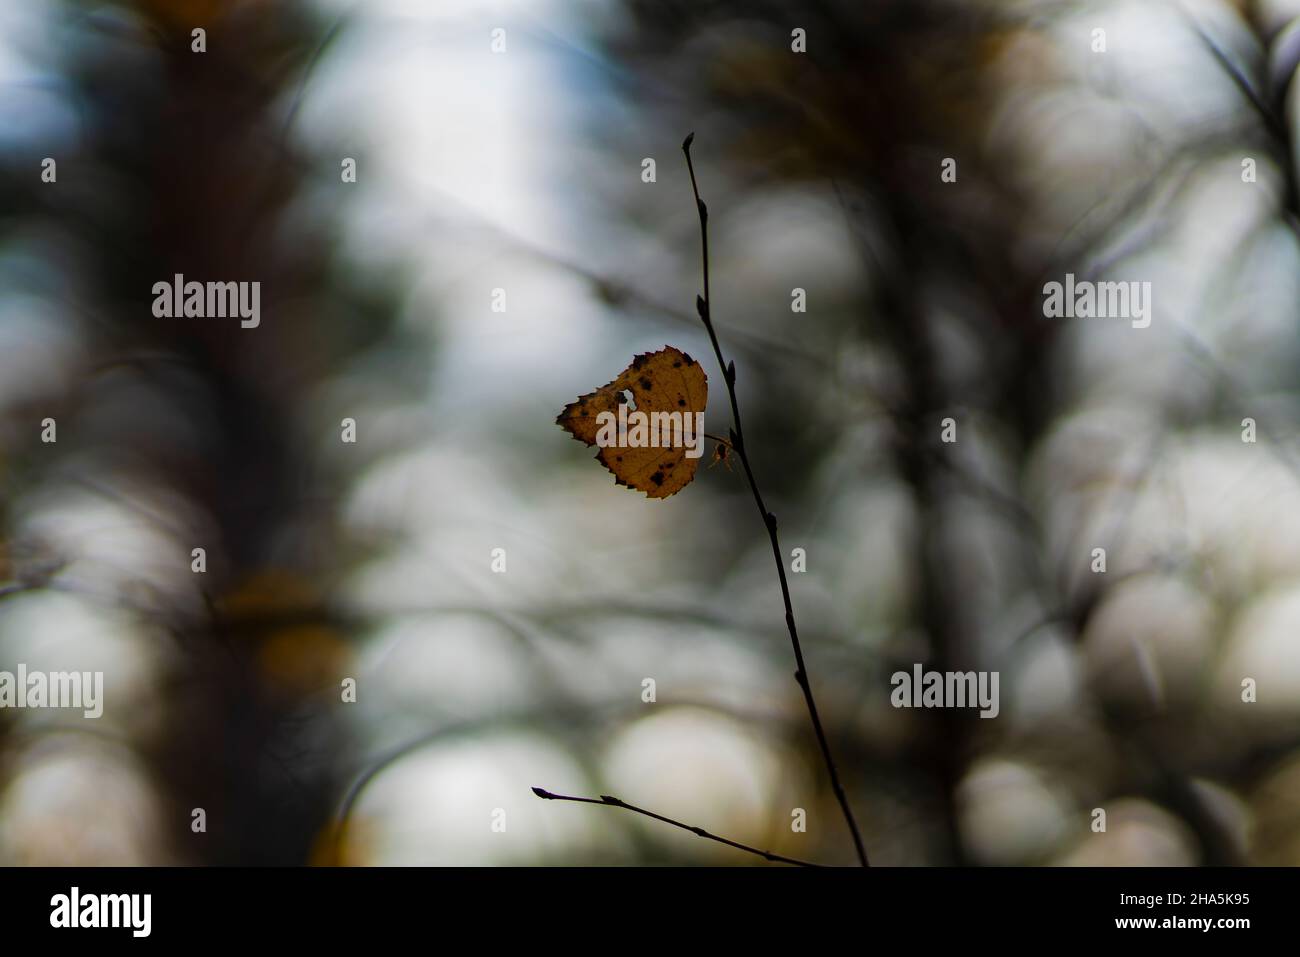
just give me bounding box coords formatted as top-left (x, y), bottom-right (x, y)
top-left (632, 354), bottom-right (648, 370)
top-left (677, 398), bottom-right (685, 406)
top-left (651, 471), bottom-right (664, 486)
top-left (673, 361), bottom-right (682, 368)
top-left (640, 377), bottom-right (652, 391)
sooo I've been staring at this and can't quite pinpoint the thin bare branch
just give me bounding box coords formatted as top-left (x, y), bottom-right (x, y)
top-left (531, 788), bottom-right (822, 867)
top-left (682, 132), bottom-right (869, 866)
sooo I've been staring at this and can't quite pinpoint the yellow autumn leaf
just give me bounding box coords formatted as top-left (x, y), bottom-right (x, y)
top-left (556, 346), bottom-right (708, 498)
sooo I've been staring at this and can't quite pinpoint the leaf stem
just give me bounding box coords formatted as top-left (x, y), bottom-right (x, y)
top-left (681, 132), bottom-right (870, 867)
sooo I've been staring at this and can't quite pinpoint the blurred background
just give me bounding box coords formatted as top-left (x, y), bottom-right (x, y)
top-left (1, 0), bottom-right (1299, 866)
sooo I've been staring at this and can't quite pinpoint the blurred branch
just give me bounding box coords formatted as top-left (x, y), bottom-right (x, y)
top-left (415, 189), bottom-right (837, 374)
top-left (1182, 6), bottom-right (1300, 236)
